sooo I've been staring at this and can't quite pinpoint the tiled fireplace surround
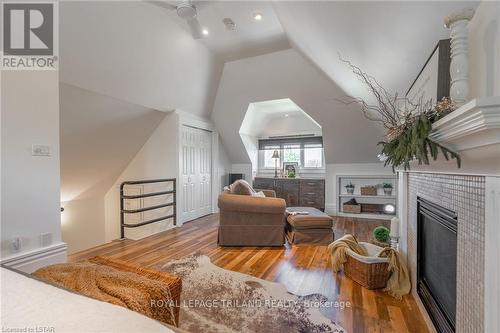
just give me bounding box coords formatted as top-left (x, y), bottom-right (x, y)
top-left (406, 173), bottom-right (485, 333)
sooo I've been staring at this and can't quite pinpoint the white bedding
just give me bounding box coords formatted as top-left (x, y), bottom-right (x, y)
top-left (0, 267), bottom-right (175, 333)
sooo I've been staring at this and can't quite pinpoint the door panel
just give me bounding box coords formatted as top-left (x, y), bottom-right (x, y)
top-left (180, 125), bottom-right (212, 223)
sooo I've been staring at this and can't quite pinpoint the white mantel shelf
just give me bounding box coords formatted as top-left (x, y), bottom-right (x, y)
top-left (430, 96), bottom-right (500, 152)
top-left (398, 96), bottom-right (500, 176)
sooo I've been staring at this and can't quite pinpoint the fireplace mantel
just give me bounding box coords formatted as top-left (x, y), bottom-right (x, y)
top-left (394, 96), bottom-right (500, 176)
top-left (396, 96), bottom-right (500, 333)
top-left (430, 96), bottom-right (500, 153)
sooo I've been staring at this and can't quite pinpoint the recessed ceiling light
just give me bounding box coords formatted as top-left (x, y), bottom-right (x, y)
top-left (253, 13), bottom-right (263, 21)
top-left (202, 29), bottom-right (209, 36)
top-left (285, 114), bottom-right (289, 117)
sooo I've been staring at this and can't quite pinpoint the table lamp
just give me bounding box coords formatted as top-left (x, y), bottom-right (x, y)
top-left (272, 150), bottom-right (280, 178)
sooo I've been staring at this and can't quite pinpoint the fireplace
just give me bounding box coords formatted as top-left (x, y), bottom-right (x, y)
top-left (417, 197), bottom-right (457, 333)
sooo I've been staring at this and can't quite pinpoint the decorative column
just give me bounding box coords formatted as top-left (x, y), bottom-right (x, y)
top-left (444, 8), bottom-right (475, 106)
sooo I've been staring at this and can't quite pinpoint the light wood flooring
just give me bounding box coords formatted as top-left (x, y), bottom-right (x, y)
top-left (69, 214), bottom-right (429, 333)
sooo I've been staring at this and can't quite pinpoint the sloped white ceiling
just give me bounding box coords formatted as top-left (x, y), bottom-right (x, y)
top-left (240, 99), bottom-right (322, 138)
top-left (60, 1), bottom-right (222, 117)
top-left (273, 1), bottom-right (479, 102)
top-left (156, 0), bottom-right (290, 61)
top-left (212, 48), bottom-right (384, 164)
top-left (60, 83), bottom-right (166, 202)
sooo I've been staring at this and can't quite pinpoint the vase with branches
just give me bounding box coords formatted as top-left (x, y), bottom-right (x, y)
top-left (336, 56), bottom-right (460, 171)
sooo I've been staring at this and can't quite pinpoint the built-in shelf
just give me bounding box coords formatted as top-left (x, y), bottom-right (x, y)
top-left (336, 174), bottom-right (398, 220)
top-left (339, 194), bottom-right (396, 199)
top-left (338, 212), bottom-right (396, 220)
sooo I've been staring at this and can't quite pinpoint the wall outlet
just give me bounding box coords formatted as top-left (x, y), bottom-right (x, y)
top-left (32, 144), bottom-right (51, 157)
top-left (40, 232), bottom-right (53, 247)
top-left (11, 237), bottom-right (21, 252)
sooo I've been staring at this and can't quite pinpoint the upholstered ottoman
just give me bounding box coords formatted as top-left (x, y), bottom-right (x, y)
top-left (286, 207), bottom-right (334, 245)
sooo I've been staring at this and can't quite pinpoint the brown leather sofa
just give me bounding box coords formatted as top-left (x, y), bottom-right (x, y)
top-left (218, 189), bottom-right (286, 246)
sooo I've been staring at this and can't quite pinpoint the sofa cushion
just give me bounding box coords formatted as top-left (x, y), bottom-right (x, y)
top-left (229, 179), bottom-right (255, 196)
top-left (286, 207), bottom-right (333, 229)
top-left (218, 193), bottom-right (286, 215)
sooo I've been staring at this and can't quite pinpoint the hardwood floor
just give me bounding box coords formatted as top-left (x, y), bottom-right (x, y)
top-left (69, 214), bottom-right (429, 333)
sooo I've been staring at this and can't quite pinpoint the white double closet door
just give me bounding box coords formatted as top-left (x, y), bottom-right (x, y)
top-left (180, 125), bottom-right (212, 223)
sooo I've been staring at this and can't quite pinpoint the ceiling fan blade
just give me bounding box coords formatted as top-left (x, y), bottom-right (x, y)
top-left (192, 1), bottom-right (211, 11)
top-left (146, 1), bottom-right (177, 10)
top-left (186, 17), bottom-right (203, 39)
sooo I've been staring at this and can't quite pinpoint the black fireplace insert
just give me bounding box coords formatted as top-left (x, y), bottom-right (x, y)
top-left (417, 197), bottom-right (457, 333)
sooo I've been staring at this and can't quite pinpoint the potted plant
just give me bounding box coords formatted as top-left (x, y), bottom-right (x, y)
top-left (345, 182), bottom-right (355, 194)
top-left (382, 182), bottom-right (393, 196)
top-left (372, 225), bottom-right (390, 246)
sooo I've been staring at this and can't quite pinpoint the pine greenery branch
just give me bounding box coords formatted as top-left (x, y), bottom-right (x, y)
top-left (378, 114), bottom-right (461, 171)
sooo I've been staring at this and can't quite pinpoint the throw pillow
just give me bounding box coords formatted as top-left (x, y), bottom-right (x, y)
top-left (251, 191), bottom-right (266, 198)
top-left (229, 179), bottom-right (255, 196)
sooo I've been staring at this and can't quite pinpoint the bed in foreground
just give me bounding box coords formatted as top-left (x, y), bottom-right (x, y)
top-left (0, 267), bottom-right (178, 333)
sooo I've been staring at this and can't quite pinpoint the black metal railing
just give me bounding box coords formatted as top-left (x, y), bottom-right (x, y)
top-left (120, 178), bottom-right (176, 239)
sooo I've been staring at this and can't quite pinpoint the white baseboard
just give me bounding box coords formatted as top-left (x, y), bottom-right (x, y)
top-left (325, 203), bottom-right (336, 215)
top-left (0, 242), bottom-right (67, 273)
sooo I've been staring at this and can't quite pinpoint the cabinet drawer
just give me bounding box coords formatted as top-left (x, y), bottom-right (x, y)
top-left (301, 197), bottom-right (321, 209)
top-left (300, 194), bottom-right (323, 208)
top-left (300, 179), bottom-right (325, 192)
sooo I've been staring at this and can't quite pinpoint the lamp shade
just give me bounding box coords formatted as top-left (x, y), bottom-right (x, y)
top-left (272, 150), bottom-right (279, 159)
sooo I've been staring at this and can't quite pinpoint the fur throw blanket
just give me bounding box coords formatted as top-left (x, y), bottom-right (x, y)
top-left (327, 234), bottom-right (410, 299)
top-left (32, 257), bottom-right (181, 326)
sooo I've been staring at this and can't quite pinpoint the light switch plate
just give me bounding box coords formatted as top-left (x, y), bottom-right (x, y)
top-left (11, 237), bottom-right (21, 252)
top-left (32, 144), bottom-right (51, 156)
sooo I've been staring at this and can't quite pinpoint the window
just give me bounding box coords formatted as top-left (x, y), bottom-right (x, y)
top-left (258, 137), bottom-right (324, 169)
top-left (283, 144), bottom-right (301, 165)
top-left (304, 143), bottom-right (323, 168)
top-left (263, 146), bottom-right (279, 168)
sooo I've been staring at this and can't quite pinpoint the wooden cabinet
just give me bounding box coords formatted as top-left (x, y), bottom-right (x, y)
top-left (254, 177), bottom-right (325, 211)
top-left (276, 179), bottom-right (300, 207)
top-left (299, 179), bottom-right (325, 209)
top-left (253, 177), bottom-right (275, 190)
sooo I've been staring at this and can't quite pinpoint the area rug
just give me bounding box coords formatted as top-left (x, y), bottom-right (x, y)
top-left (160, 255), bottom-right (345, 333)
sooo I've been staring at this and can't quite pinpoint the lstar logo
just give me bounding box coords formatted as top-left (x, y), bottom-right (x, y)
top-left (3, 3), bottom-right (54, 56)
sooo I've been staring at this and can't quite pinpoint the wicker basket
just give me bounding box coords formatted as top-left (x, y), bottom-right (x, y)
top-left (360, 186), bottom-right (377, 196)
top-left (343, 203), bottom-right (361, 214)
top-left (344, 242), bottom-right (391, 289)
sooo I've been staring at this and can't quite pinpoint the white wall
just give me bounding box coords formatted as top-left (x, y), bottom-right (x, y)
top-left (469, 1), bottom-right (500, 98)
top-left (103, 109), bottom-right (225, 238)
top-left (231, 164), bottom-right (254, 185)
top-left (104, 112), bottom-right (179, 241)
top-left (60, 84), bottom-right (166, 254)
top-left (239, 133), bottom-right (259, 179)
top-left (1, 70), bottom-right (65, 268)
top-left (324, 163), bottom-right (394, 215)
top-left (217, 136), bottom-right (231, 190)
